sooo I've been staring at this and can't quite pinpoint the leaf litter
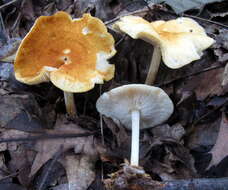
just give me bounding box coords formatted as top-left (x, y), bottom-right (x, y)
top-left (0, 0), bottom-right (228, 189)
top-left (207, 113), bottom-right (228, 169)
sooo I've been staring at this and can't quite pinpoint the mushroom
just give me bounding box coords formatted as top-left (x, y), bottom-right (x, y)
top-left (114, 16), bottom-right (215, 85)
top-left (96, 84), bottom-right (174, 166)
top-left (14, 11), bottom-right (116, 117)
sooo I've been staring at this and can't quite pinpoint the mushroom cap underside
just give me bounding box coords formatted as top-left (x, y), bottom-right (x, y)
top-left (96, 84), bottom-right (174, 130)
top-left (14, 11), bottom-right (116, 92)
top-left (114, 16), bottom-right (215, 69)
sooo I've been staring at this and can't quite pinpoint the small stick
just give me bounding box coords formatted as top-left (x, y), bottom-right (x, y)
top-left (0, 132), bottom-right (96, 143)
top-left (112, 176), bottom-right (228, 190)
top-left (162, 177), bottom-right (228, 190)
top-left (105, 9), bottom-right (152, 25)
top-left (0, 12), bottom-right (8, 40)
top-left (99, 85), bottom-right (105, 146)
top-left (0, 0), bottom-right (20, 10)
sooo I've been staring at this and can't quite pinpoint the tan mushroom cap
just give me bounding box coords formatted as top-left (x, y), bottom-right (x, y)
top-left (114, 16), bottom-right (215, 69)
top-left (96, 84), bottom-right (174, 130)
top-left (14, 11), bottom-right (116, 92)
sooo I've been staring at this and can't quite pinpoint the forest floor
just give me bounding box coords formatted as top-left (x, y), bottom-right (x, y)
top-left (0, 0), bottom-right (228, 190)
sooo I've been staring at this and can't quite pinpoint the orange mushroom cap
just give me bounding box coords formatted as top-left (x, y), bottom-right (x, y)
top-left (14, 11), bottom-right (116, 92)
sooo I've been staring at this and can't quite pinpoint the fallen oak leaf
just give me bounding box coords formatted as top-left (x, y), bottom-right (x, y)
top-left (207, 113), bottom-right (228, 170)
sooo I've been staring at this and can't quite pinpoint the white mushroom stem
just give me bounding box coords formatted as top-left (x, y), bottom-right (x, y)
top-left (145, 45), bottom-right (161, 85)
top-left (131, 109), bottom-right (140, 166)
top-left (64, 91), bottom-right (77, 117)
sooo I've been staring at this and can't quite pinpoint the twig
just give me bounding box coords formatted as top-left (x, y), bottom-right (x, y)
top-left (157, 64), bottom-right (224, 87)
top-left (10, 11), bottom-right (21, 32)
top-left (112, 175), bottom-right (228, 190)
top-left (183, 14), bottom-right (228, 30)
top-left (156, 8), bottom-right (228, 29)
top-left (10, 0), bottom-right (26, 32)
top-left (105, 9), bottom-right (150, 25)
top-left (0, 170), bottom-right (20, 181)
top-left (0, 132), bottom-right (97, 143)
top-left (99, 85), bottom-right (104, 146)
top-left (115, 34), bottom-right (127, 47)
top-left (0, 0), bottom-right (20, 10)
top-left (162, 177), bottom-right (228, 190)
top-left (0, 12), bottom-right (7, 39)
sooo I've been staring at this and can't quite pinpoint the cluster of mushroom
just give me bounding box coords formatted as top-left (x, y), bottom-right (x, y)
top-left (14, 12), bottom-right (214, 167)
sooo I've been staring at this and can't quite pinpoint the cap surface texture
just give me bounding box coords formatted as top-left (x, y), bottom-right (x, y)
top-left (14, 11), bottom-right (116, 92)
top-left (114, 16), bottom-right (215, 69)
top-left (96, 84), bottom-right (174, 130)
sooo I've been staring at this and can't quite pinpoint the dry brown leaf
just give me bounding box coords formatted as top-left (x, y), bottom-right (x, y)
top-left (0, 153), bottom-right (9, 179)
top-left (0, 94), bottom-right (45, 133)
top-left (0, 129), bottom-right (35, 185)
top-left (60, 155), bottom-right (96, 190)
top-left (207, 113), bottom-right (228, 169)
top-left (151, 123), bottom-right (185, 142)
top-left (0, 129), bottom-right (29, 151)
top-left (30, 115), bottom-right (97, 177)
top-left (222, 63), bottom-right (228, 92)
top-left (181, 67), bottom-right (224, 100)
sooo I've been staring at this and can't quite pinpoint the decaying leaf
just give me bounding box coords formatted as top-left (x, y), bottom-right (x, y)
top-left (0, 128), bottom-right (35, 185)
top-left (0, 129), bottom-right (29, 151)
top-left (0, 38), bottom-right (21, 62)
top-left (147, 0), bottom-right (223, 13)
top-left (0, 94), bottom-right (45, 133)
top-left (213, 29), bottom-right (228, 63)
top-left (0, 153), bottom-right (8, 179)
top-left (222, 63), bottom-right (228, 92)
top-left (207, 113), bottom-right (228, 169)
top-left (101, 116), bottom-right (131, 163)
top-left (143, 139), bottom-right (197, 180)
top-left (29, 115), bottom-right (98, 190)
top-left (33, 159), bottom-right (65, 190)
top-left (0, 63), bottom-right (13, 80)
top-left (187, 118), bottom-right (220, 151)
top-left (74, 0), bottom-right (114, 21)
top-left (0, 184), bottom-right (26, 190)
top-left (180, 67), bottom-right (224, 100)
top-left (60, 155), bottom-right (96, 190)
top-left (0, 0), bottom-right (228, 189)
top-left (151, 123), bottom-right (185, 142)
